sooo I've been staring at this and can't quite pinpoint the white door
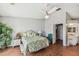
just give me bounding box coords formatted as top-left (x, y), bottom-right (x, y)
top-left (53, 24), bottom-right (56, 44)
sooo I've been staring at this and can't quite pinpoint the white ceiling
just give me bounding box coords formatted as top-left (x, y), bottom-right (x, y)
top-left (0, 3), bottom-right (46, 19)
top-left (49, 3), bottom-right (79, 19)
top-left (0, 3), bottom-right (79, 19)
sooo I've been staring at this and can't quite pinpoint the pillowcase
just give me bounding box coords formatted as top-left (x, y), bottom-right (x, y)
top-left (22, 30), bottom-right (37, 37)
top-left (26, 30), bottom-right (37, 37)
top-left (22, 32), bottom-right (27, 37)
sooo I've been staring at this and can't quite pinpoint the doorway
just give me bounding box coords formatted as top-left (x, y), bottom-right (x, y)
top-left (56, 24), bottom-right (63, 45)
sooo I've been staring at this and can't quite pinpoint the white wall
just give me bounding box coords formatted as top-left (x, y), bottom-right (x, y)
top-left (45, 9), bottom-right (67, 46)
top-left (66, 12), bottom-right (72, 21)
top-left (45, 9), bottom-right (66, 35)
top-left (0, 16), bottom-right (45, 34)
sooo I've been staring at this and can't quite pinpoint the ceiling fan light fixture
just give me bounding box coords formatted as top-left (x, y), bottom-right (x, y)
top-left (45, 15), bottom-right (49, 19)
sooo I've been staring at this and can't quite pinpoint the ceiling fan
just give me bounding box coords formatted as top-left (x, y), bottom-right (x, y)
top-left (44, 4), bottom-right (61, 19)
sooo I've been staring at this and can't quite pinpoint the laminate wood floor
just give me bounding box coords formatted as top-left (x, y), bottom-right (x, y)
top-left (0, 40), bottom-right (79, 56)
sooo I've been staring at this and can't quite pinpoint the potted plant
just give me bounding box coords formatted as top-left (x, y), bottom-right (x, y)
top-left (0, 22), bottom-right (13, 48)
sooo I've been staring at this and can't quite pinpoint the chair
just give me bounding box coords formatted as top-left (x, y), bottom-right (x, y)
top-left (48, 33), bottom-right (52, 43)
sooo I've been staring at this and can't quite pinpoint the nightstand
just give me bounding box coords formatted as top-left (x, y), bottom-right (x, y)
top-left (11, 39), bottom-right (20, 47)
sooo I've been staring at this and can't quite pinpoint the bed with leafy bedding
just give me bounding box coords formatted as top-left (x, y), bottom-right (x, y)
top-left (20, 31), bottom-right (49, 55)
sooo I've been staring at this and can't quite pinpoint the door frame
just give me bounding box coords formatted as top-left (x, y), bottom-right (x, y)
top-left (53, 24), bottom-right (63, 44)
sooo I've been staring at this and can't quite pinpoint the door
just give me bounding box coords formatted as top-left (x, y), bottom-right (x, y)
top-left (57, 24), bottom-right (63, 40)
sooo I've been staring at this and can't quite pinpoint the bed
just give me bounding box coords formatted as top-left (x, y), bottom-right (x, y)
top-left (20, 31), bottom-right (49, 55)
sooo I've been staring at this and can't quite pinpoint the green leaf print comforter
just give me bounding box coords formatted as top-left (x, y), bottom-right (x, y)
top-left (21, 36), bottom-right (49, 52)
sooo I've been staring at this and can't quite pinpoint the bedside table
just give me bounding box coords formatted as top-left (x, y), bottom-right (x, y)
top-left (11, 39), bottom-right (20, 47)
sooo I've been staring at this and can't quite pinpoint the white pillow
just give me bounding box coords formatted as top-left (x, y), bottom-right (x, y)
top-left (26, 31), bottom-right (37, 37)
top-left (22, 32), bottom-right (27, 37)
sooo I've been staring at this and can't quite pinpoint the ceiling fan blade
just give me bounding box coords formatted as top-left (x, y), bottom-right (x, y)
top-left (47, 7), bottom-right (61, 14)
top-left (56, 8), bottom-right (61, 11)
